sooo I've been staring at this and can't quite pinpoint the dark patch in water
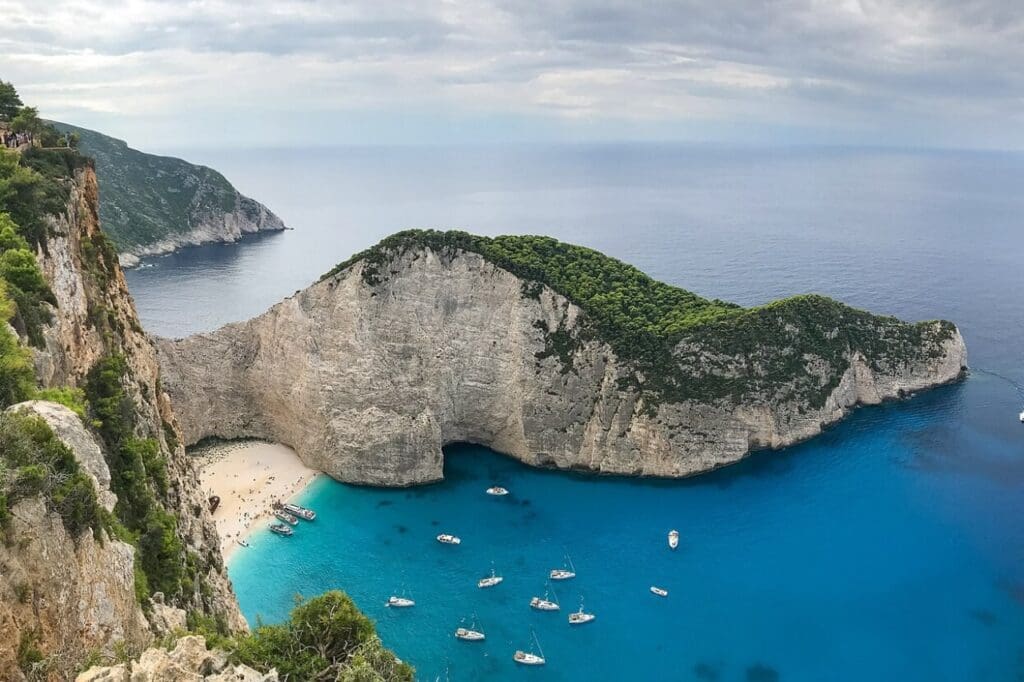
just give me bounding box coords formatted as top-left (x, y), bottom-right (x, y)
top-left (403, 492), bottom-right (413, 499)
top-left (381, 539), bottom-right (392, 546)
top-left (431, 520), bottom-right (440, 526)
top-left (968, 608), bottom-right (998, 626)
top-left (693, 661), bottom-right (721, 680)
top-left (746, 664), bottom-right (779, 682)
top-left (377, 500), bottom-right (393, 507)
top-left (519, 498), bottom-right (531, 506)
top-left (395, 525), bottom-right (408, 534)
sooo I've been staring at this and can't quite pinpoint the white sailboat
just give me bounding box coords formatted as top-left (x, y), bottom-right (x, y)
top-left (477, 566), bottom-right (503, 588)
top-left (530, 583), bottom-right (560, 611)
top-left (568, 597), bottom-right (595, 625)
top-left (386, 595), bottom-right (415, 608)
top-left (436, 533), bottom-right (461, 545)
top-left (668, 529), bottom-right (680, 549)
top-left (513, 631), bottom-right (546, 666)
top-left (549, 552), bottom-right (577, 580)
top-left (455, 616), bottom-right (485, 641)
top-left (486, 486), bottom-right (509, 496)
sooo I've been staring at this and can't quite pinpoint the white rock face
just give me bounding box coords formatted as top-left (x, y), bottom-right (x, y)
top-left (157, 246), bottom-right (967, 486)
top-left (77, 636), bottom-right (278, 682)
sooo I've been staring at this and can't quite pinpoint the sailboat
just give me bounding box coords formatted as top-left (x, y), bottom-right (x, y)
top-left (386, 586), bottom-right (415, 608)
top-left (477, 566), bottom-right (503, 588)
top-left (549, 552), bottom-right (576, 580)
top-left (513, 631), bottom-right (546, 666)
top-left (486, 486), bottom-right (509, 496)
top-left (454, 616), bottom-right (485, 641)
top-left (568, 597), bottom-right (595, 624)
top-left (436, 533), bottom-right (461, 545)
top-left (529, 583), bottom-right (560, 611)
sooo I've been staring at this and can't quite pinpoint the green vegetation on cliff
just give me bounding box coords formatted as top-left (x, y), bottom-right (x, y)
top-left (325, 229), bottom-right (958, 410)
top-left (51, 122), bottom-right (283, 254)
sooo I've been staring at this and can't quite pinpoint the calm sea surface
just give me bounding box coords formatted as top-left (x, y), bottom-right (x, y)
top-left (126, 145), bottom-right (1024, 681)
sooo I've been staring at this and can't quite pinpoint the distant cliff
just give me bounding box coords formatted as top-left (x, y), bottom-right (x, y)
top-left (52, 123), bottom-right (286, 266)
top-left (157, 230), bottom-right (967, 486)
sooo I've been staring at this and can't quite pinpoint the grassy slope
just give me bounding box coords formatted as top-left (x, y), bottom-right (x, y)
top-left (52, 123), bottom-right (265, 250)
top-left (324, 230), bottom-right (957, 408)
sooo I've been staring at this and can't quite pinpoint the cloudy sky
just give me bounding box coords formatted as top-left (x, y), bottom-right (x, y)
top-left (1, 0), bottom-right (1022, 149)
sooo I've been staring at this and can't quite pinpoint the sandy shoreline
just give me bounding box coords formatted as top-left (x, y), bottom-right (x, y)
top-left (192, 439), bottom-right (320, 560)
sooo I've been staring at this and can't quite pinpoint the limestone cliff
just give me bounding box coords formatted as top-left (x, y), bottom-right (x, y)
top-left (2, 164), bottom-right (244, 678)
top-left (157, 232), bottom-right (967, 486)
top-left (51, 123), bottom-right (286, 268)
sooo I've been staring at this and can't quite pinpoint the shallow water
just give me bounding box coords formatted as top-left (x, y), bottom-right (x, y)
top-left (125, 145), bottom-right (1024, 680)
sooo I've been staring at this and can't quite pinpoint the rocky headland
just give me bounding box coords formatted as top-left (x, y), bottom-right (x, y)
top-left (157, 230), bottom-right (967, 486)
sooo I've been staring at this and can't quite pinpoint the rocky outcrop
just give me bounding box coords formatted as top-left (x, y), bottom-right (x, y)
top-left (2, 165), bottom-right (245, 676)
top-left (77, 636), bottom-right (277, 682)
top-left (157, 243), bottom-right (967, 486)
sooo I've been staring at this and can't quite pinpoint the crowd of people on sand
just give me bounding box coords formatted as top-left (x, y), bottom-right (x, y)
top-left (1, 129), bottom-right (32, 148)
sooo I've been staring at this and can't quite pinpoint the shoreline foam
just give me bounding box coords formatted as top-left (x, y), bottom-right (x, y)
top-left (192, 439), bottom-right (320, 560)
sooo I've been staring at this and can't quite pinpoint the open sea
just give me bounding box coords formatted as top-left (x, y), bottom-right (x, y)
top-left (125, 145), bottom-right (1024, 681)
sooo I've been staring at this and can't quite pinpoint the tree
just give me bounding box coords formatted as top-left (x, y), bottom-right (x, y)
top-left (10, 106), bottom-right (44, 137)
top-left (0, 81), bottom-right (21, 122)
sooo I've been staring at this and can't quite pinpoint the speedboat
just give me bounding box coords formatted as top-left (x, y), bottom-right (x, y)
top-left (668, 529), bottom-right (680, 549)
top-left (275, 511), bottom-right (298, 526)
top-left (568, 599), bottom-right (595, 625)
top-left (282, 503), bottom-right (316, 521)
top-left (478, 568), bottom-right (503, 588)
top-left (269, 523), bottom-right (293, 537)
top-left (387, 596), bottom-right (415, 608)
top-left (436, 534), bottom-right (461, 545)
top-left (550, 552), bottom-right (576, 580)
top-left (455, 627), bottom-right (485, 641)
top-left (486, 486), bottom-right (509, 496)
top-left (650, 586), bottom-right (668, 597)
top-left (236, 539), bottom-right (250, 548)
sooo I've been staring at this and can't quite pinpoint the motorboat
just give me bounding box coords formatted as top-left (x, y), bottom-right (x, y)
top-left (282, 503), bottom-right (316, 521)
top-left (1019, 409), bottom-right (1024, 423)
top-left (455, 627), bottom-right (485, 641)
top-left (236, 539), bottom-right (250, 548)
top-left (486, 486), bottom-right (509, 496)
top-left (478, 568), bottom-right (503, 588)
top-left (550, 552), bottom-right (576, 580)
top-left (650, 586), bottom-right (668, 597)
top-left (530, 584), bottom-right (560, 611)
top-left (269, 523), bottom-right (293, 537)
top-left (275, 511), bottom-right (298, 526)
top-left (668, 529), bottom-right (680, 549)
top-left (514, 631), bottom-right (546, 666)
top-left (436, 534), bottom-right (461, 545)
top-left (387, 596), bottom-right (415, 608)
top-left (568, 598), bottom-right (595, 625)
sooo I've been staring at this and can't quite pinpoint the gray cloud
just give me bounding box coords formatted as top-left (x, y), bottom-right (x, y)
top-left (0, 0), bottom-right (1021, 147)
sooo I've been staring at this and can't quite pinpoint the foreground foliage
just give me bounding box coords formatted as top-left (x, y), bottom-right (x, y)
top-left (324, 229), bottom-right (956, 409)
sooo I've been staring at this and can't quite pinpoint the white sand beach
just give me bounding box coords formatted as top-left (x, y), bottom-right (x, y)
top-left (193, 440), bottom-right (320, 559)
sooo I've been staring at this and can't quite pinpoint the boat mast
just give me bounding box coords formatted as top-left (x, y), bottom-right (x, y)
top-left (533, 629), bottom-right (545, 659)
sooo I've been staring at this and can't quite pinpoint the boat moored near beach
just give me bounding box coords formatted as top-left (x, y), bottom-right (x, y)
top-left (269, 522), bottom-right (293, 537)
top-left (436, 533), bottom-right (461, 545)
top-left (281, 503), bottom-right (316, 521)
top-left (275, 511), bottom-right (298, 526)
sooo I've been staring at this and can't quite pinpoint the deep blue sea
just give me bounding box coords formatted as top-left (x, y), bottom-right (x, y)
top-left (125, 145), bottom-right (1024, 681)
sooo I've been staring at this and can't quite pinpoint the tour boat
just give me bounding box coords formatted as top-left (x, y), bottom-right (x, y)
top-left (530, 584), bottom-right (560, 611)
top-left (478, 568), bottom-right (503, 588)
top-left (549, 552), bottom-right (576, 580)
top-left (568, 598), bottom-right (595, 625)
top-left (386, 596), bottom-right (415, 608)
top-left (436, 533), bottom-right (461, 545)
top-left (282, 503), bottom-right (316, 521)
top-left (668, 529), bottom-right (680, 549)
top-left (274, 511), bottom-right (298, 526)
top-left (650, 586), bottom-right (668, 597)
top-left (486, 486), bottom-right (509, 496)
top-left (514, 632), bottom-right (546, 666)
top-left (455, 627), bottom-right (485, 641)
top-left (269, 522), bottom-right (293, 537)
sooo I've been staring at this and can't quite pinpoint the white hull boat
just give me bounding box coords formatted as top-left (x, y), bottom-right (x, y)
top-left (569, 610), bottom-right (596, 624)
top-left (486, 486), bottom-right (509, 496)
top-left (530, 597), bottom-right (559, 611)
top-left (1019, 409), bottom-right (1024, 423)
top-left (387, 596), bottom-right (415, 608)
top-left (478, 569), bottom-right (503, 588)
top-left (650, 586), bottom-right (668, 597)
top-left (550, 552), bottom-right (577, 580)
top-left (282, 503), bottom-right (316, 521)
top-left (236, 539), bottom-right (250, 548)
top-left (455, 627), bottom-right (485, 641)
top-left (269, 522), bottom-right (293, 537)
top-left (436, 534), bottom-right (461, 545)
top-left (514, 651), bottom-right (545, 665)
top-left (668, 529), bottom-right (680, 550)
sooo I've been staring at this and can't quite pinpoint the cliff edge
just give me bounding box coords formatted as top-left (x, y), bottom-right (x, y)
top-left (157, 230), bottom-right (967, 486)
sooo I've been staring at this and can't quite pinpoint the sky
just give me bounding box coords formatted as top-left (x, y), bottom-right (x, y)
top-left (1, 0), bottom-right (1022, 150)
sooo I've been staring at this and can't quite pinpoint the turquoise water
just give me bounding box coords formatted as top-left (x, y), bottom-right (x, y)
top-left (229, 380), bottom-right (1024, 681)
top-left (123, 145), bottom-right (1024, 680)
